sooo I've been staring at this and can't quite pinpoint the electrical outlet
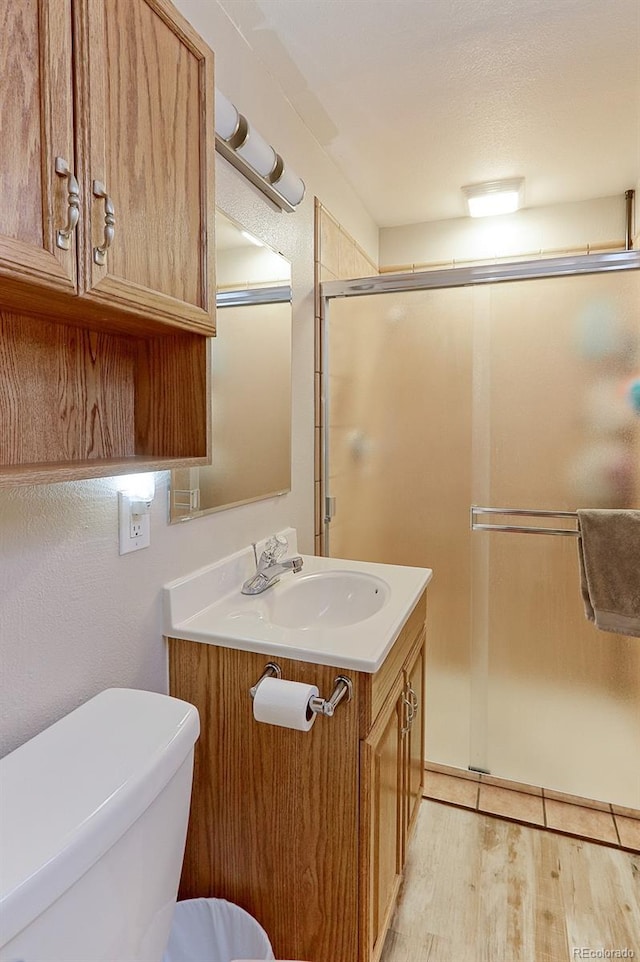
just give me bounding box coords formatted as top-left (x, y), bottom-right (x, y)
top-left (130, 516), bottom-right (143, 539)
top-left (118, 491), bottom-right (151, 555)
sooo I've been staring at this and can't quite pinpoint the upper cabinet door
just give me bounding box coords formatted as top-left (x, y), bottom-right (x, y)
top-left (0, 0), bottom-right (77, 294)
top-left (74, 0), bottom-right (215, 335)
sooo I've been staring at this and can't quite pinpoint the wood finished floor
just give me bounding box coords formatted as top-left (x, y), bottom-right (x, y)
top-left (381, 801), bottom-right (640, 962)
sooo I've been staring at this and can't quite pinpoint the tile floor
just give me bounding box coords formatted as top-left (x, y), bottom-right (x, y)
top-left (423, 763), bottom-right (640, 853)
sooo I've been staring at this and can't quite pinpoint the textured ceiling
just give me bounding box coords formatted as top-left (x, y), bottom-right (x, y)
top-left (218, 0), bottom-right (640, 226)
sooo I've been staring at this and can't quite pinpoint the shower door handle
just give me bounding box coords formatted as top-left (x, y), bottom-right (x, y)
top-left (470, 506), bottom-right (579, 538)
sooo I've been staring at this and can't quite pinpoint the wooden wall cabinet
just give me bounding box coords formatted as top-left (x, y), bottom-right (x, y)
top-left (0, 0), bottom-right (214, 483)
top-left (0, 0), bottom-right (215, 335)
top-left (168, 591), bottom-right (427, 962)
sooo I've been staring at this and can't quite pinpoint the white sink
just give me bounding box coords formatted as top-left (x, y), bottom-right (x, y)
top-left (164, 529), bottom-right (432, 672)
top-left (266, 570), bottom-right (390, 629)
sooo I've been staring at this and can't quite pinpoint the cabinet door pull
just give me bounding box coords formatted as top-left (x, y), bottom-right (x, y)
top-left (401, 694), bottom-right (414, 735)
top-left (408, 686), bottom-right (419, 715)
top-left (92, 180), bottom-right (115, 265)
top-left (55, 157), bottom-right (80, 250)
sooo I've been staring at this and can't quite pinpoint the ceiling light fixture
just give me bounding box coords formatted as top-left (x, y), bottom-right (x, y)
top-left (462, 178), bottom-right (525, 218)
top-left (214, 89), bottom-right (305, 212)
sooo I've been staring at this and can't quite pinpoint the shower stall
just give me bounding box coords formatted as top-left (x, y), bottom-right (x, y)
top-left (321, 251), bottom-right (640, 809)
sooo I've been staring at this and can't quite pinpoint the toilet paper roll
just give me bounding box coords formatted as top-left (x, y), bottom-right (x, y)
top-left (252, 677), bottom-right (319, 732)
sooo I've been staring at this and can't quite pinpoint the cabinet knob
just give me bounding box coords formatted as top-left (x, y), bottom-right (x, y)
top-left (92, 180), bottom-right (115, 266)
top-left (54, 156), bottom-right (80, 250)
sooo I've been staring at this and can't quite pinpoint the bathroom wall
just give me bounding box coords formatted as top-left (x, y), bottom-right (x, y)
top-left (379, 195), bottom-right (630, 270)
top-left (0, 0), bottom-right (378, 758)
top-left (313, 200), bottom-right (379, 553)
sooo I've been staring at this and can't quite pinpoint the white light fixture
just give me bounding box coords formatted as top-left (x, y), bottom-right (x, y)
top-left (271, 164), bottom-right (306, 208)
top-left (236, 125), bottom-right (277, 179)
top-left (462, 178), bottom-right (524, 218)
top-left (117, 473), bottom-right (155, 555)
top-left (214, 88), bottom-right (305, 212)
top-left (214, 89), bottom-right (240, 142)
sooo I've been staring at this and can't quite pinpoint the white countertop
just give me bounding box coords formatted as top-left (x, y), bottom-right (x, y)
top-left (164, 531), bottom-right (432, 673)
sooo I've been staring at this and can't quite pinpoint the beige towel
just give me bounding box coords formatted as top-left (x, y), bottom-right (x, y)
top-left (577, 509), bottom-right (640, 637)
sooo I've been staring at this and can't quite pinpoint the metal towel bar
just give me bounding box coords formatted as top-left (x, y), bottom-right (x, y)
top-left (471, 505), bottom-right (580, 537)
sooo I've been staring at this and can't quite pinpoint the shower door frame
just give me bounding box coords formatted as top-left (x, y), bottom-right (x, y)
top-left (320, 249), bottom-right (640, 555)
top-left (320, 249), bottom-right (640, 778)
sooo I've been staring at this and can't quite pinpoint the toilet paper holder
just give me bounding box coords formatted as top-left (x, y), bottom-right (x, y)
top-left (249, 662), bottom-right (353, 717)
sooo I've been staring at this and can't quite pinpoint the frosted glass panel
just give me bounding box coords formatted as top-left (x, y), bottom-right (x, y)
top-left (328, 288), bottom-right (475, 764)
top-left (326, 267), bottom-right (640, 808)
top-left (486, 273), bottom-right (639, 510)
top-left (480, 271), bottom-right (640, 804)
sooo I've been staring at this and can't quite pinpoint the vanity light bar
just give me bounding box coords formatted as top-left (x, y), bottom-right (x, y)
top-left (215, 89), bottom-right (306, 212)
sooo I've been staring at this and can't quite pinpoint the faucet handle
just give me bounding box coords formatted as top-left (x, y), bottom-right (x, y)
top-left (263, 533), bottom-right (288, 563)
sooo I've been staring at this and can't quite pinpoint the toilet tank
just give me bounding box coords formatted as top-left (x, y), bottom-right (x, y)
top-left (0, 688), bottom-right (200, 962)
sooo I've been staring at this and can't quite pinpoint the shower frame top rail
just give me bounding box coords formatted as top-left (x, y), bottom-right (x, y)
top-left (321, 250), bottom-right (640, 300)
top-left (470, 506), bottom-right (580, 538)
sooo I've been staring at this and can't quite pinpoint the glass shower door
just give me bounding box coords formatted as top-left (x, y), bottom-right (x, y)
top-left (325, 266), bottom-right (640, 808)
top-left (326, 286), bottom-right (476, 767)
top-left (473, 271), bottom-right (640, 805)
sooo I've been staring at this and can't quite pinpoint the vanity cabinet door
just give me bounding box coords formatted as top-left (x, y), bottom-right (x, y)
top-left (360, 675), bottom-right (404, 962)
top-left (0, 0), bottom-right (77, 296)
top-left (74, 0), bottom-right (215, 335)
top-left (402, 634), bottom-right (426, 863)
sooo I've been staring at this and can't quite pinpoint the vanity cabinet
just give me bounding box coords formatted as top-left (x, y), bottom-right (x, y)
top-left (168, 590), bottom-right (427, 962)
top-left (360, 625), bottom-right (426, 962)
top-left (0, 0), bottom-right (214, 484)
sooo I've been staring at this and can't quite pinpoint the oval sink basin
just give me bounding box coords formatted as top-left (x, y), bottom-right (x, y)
top-left (267, 570), bottom-right (390, 629)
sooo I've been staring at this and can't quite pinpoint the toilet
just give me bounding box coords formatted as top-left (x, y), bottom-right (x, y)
top-left (0, 688), bottom-right (200, 962)
top-left (0, 688), bottom-right (307, 962)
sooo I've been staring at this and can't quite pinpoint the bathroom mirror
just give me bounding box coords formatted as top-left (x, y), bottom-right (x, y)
top-left (169, 210), bottom-right (292, 522)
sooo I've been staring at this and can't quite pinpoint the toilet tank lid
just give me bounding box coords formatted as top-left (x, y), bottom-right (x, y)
top-left (0, 688), bottom-right (199, 948)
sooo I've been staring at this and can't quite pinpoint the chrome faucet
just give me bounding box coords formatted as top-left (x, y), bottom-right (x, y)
top-left (241, 535), bottom-right (303, 595)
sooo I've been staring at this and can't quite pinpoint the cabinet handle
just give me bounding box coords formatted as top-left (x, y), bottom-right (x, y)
top-left (54, 157), bottom-right (80, 250)
top-left (92, 180), bottom-right (115, 266)
top-left (401, 694), bottom-right (414, 735)
top-left (408, 686), bottom-right (419, 716)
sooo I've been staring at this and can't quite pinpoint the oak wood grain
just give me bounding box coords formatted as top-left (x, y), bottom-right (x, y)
top-left (0, 0), bottom-right (77, 292)
top-left (360, 672), bottom-right (405, 962)
top-left (403, 635), bottom-right (426, 862)
top-left (134, 333), bottom-right (209, 458)
top-left (0, 271), bottom-right (215, 336)
top-left (0, 310), bottom-right (134, 464)
top-left (74, 0), bottom-right (215, 332)
top-left (0, 0), bottom-right (214, 485)
top-left (362, 591), bottom-right (426, 735)
top-left (0, 309), bottom-right (209, 481)
top-left (169, 642), bottom-right (361, 962)
top-left (169, 600), bottom-right (428, 962)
